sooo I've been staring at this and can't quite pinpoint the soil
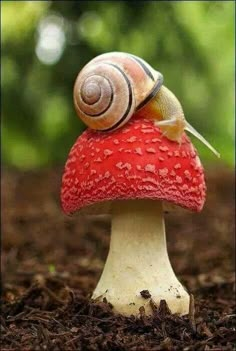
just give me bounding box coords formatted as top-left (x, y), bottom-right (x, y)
top-left (1, 166), bottom-right (235, 350)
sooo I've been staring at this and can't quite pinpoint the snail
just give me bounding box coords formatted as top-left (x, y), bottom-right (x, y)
top-left (73, 52), bottom-right (220, 157)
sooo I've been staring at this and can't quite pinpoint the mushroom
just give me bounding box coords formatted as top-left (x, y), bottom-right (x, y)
top-left (61, 118), bottom-right (206, 316)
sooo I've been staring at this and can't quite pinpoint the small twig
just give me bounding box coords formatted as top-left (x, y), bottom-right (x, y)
top-left (1, 336), bottom-right (21, 348)
top-left (52, 317), bottom-right (71, 331)
top-left (77, 314), bottom-right (115, 324)
top-left (158, 300), bottom-right (171, 317)
top-left (189, 294), bottom-right (196, 333)
top-left (24, 306), bottom-right (56, 315)
top-left (22, 317), bottom-right (50, 323)
top-left (41, 285), bottom-right (66, 305)
top-left (215, 314), bottom-right (236, 325)
top-left (202, 322), bottom-right (213, 338)
top-left (65, 335), bottom-right (81, 345)
top-left (149, 298), bottom-right (158, 313)
top-left (6, 311), bottom-right (27, 322)
top-left (47, 331), bottom-right (72, 337)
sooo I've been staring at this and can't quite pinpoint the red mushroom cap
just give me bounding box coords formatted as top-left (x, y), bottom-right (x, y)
top-left (61, 118), bottom-right (206, 214)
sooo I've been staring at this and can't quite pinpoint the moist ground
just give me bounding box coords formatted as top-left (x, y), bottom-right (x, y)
top-left (1, 166), bottom-right (235, 350)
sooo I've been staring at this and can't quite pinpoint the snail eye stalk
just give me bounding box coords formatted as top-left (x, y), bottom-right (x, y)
top-left (185, 122), bottom-right (220, 158)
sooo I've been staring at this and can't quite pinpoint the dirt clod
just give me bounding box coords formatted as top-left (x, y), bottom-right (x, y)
top-left (140, 290), bottom-right (152, 299)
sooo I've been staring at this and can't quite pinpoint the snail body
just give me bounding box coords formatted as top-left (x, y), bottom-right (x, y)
top-left (73, 52), bottom-right (220, 157)
top-left (134, 85), bottom-right (186, 142)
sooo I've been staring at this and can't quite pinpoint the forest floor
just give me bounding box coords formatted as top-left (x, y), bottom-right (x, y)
top-left (1, 166), bottom-right (235, 350)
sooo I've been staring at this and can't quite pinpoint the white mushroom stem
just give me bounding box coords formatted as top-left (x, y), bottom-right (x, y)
top-left (92, 199), bottom-right (190, 316)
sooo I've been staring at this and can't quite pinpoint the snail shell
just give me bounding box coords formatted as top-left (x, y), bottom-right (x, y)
top-left (73, 52), bottom-right (163, 131)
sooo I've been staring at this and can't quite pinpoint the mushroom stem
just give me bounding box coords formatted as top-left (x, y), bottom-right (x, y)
top-left (92, 199), bottom-right (190, 316)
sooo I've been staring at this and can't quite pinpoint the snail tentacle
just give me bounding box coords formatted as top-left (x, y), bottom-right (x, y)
top-left (154, 117), bottom-right (180, 127)
top-left (185, 122), bottom-right (220, 158)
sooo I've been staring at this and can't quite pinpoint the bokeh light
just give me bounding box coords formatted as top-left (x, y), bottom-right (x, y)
top-left (36, 14), bottom-right (66, 65)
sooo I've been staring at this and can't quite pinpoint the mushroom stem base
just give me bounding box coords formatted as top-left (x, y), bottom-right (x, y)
top-left (92, 199), bottom-right (190, 316)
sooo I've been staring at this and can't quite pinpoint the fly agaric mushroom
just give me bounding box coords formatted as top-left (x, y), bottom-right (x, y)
top-left (61, 118), bottom-right (206, 316)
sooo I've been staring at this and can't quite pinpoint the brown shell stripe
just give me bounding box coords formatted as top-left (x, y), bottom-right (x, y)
top-left (100, 63), bottom-right (133, 132)
top-left (129, 54), bottom-right (163, 111)
top-left (137, 75), bottom-right (163, 110)
top-left (129, 54), bottom-right (155, 81)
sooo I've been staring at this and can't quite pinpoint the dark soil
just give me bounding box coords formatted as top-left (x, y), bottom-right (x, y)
top-left (1, 166), bottom-right (235, 350)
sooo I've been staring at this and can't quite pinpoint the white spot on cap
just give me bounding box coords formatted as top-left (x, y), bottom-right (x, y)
top-left (127, 136), bottom-right (137, 142)
top-left (143, 177), bottom-right (159, 186)
top-left (141, 123), bottom-right (151, 129)
top-left (184, 170), bottom-right (192, 180)
top-left (145, 164), bottom-right (155, 173)
top-left (195, 155), bottom-right (202, 168)
top-left (190, 186), bottom-right (197, 193)
top-left (122, 128), bottom-right (130, 133)
top-left (176, 176), bottom-right (182, 183)
top-left (127, 175), bottom-right (139, 180)
top-left (141, 129), bottom-right (154, 133)
top-left (104, 171), bottom-right (111, 178)
top-left (181, 184), bottom-right (189, 191)
top-left (135, 148), bottom-right (143, 155)
top-left (174, 163), bottom-right (181, 169)
top-left (146, 148), bottom-right (156, 154)
top-left (158, 168), bottom-right (168, 177)
top-left (104, 149), bottom-right (113, 157)
top-left (74, 178), bottom-right (79, 185)
top-left (116, 162), bottom-right (132, 170)
top-left (159, 146), bottom-right (169, 152)
top-left (79, 155), bottom-right (86, 162)
top-left (94, 157), bottom-right (102, 163)
top-left (151, 138), bottom-right (161, 143)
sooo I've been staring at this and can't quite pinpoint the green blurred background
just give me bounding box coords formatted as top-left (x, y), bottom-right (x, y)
top-left (2, 1), bottom-right (234, 170)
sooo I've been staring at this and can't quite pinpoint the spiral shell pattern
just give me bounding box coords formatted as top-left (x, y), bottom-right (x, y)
top-left (73, 52), bottom-right (163, 131)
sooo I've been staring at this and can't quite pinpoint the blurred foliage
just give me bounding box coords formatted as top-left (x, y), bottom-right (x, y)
top-left (2, 1), bottom-right (234, 169)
